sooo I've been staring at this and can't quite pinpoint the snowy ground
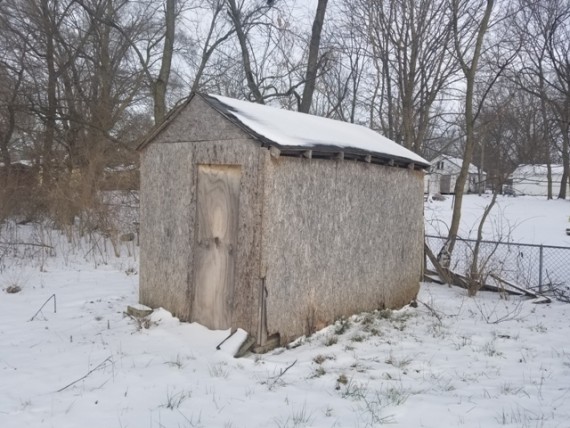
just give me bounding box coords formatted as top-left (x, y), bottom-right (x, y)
top-left (1, 196), bottom-right (570, 428)
top-left (425, 194), bottom-right (570, 247)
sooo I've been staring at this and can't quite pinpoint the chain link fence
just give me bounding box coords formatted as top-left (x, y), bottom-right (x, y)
top-left (425, 235), bottom-right (570, 297)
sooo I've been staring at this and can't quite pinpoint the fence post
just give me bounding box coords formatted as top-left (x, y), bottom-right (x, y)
top-left (538, 245), bottom-right (544, 293)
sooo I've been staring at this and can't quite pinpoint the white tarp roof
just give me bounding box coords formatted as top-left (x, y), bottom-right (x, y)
top-left (205, 94), bottom-right (429, 168)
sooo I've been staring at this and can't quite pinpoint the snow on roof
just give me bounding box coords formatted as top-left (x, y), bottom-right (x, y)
top-left (511, 164), bottom-right (565, 178)
top-left (434, 155), bottom-right (481, 174)
top-left (204, 94), bottom-right (429, 168)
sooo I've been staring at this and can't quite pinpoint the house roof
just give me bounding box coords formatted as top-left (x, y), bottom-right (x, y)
top-left (432, 154), bottom-right (482, 174)
top-left (511, 164), bottom-right (565, 178)
top-left (139, 93), bottom-right (430, 170)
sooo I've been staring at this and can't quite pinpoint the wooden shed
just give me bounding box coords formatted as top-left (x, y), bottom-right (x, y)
top-left (138, 93), bottom-right (430, 349)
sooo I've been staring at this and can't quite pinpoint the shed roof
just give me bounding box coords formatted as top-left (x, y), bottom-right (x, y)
top-left (139, 93), bottom-right (429, 169)
top-left (511, 164), bottom-right (565, 178)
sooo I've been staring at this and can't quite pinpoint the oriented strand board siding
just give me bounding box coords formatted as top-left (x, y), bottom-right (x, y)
top-left (140, 143), bottom-right (195, 319)
top-left (261, 155), bottom-right (424, 343)
top-left (139, 134), bottom-right (262, 333)
top-left (152, 95), bottom-right (251, 145)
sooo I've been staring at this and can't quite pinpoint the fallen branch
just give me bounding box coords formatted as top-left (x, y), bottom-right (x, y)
top-left (0, 241), bottom-right (54, 249)
top-left (474, 298), bottom-right (526, 324)
top-left (57, 356), bottom-right (113, 392)
top-left (424, 243), bottom-right (452, 285)
top-left (269, 360), bottom-right (297, 380)
top-left (264, 359), bottom-right (297, 390)
top-left (417, 299), bottom-right (443, 324)
top-left (423, 270), bottom-right (445, 284)
top-left (490, 274), bottom-right (551, 303)
top-left (424, 242), bottom-right (474, 290)
top-left (29, 294), bottom-right (57, 321)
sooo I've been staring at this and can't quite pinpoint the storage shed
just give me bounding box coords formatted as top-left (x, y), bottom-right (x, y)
top-left (138, 93), bottom-right (429, 349)
top-left (510, 164), bottom-right (570, 196)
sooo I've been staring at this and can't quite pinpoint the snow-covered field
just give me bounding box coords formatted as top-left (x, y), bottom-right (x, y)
top-left (1, 196), bottom-right (570, 428)
top-left (425, 194), bottom-right (570, 247)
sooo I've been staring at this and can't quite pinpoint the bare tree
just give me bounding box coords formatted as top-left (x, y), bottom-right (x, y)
top-left (225, 0), bottom-right (330, 111)
top-left (185, 0), bottom-right (236, 94)
top-left (0, 0), bottom-right (170, 224)
top-left (511, 0), bottom-right (570, 199)
top-left (154, 0), bottom-right (176, 123)
top-left (313, 29), bottom-right (368, 122)
top-left (0, 40), bottom-right (26, 179)
top-left (226, 0), bottom-right (267, 103)
top-left (76, 0), bottom-right (182, 125)
top-left (349, 0), bottom-right (457, 153)
top-left (545, 2), bottom-right (570, 199)
top-left (444, 0), bottom-right (496, 258)
top-left (474, 84), bottom-right (553, 191)
top-left (298, 0), bottom-right (328, 113)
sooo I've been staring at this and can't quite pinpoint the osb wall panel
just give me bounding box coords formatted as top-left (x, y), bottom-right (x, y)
top-left (139, 143), bottom-right (195, 319)
top-left (139, 108), bottom-right (262, 334)
top-left (261, 155), bottom-right (424, 344)
top-left (152, 95), bottom-right (251, 145)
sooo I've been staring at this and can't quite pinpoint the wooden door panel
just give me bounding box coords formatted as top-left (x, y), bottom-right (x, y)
top-left (192, 165), bottom-right (241, 330)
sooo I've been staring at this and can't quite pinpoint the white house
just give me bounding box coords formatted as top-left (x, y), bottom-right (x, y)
top-left (510, 164), bottom-right (570, 196)
top-left (429, 154), bottom-right (486, 194)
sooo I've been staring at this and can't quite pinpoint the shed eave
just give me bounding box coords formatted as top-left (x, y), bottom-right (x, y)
top-left (266, 144), bottom-right (429, 170)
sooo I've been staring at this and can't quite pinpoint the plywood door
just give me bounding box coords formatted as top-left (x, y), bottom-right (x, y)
top-left (192, 165), bottom-right (241, 330)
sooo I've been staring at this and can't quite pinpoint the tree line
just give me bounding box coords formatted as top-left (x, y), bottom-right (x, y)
top-left (0, 0), bottom-right (568, 249)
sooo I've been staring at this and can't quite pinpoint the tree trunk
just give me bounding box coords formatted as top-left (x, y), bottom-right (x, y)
top-left (534, 69), bottom-right (553, 199)
top-left (446, 0), bottom-right (494, 256)
top-left (299, 0), bottom-right (329, 114)
top-left (227, 0), bottom-right (264, 104)
top-left (41, 0), bottom-right (57, 187)
top-left (469, 191), bottom-right (498, 296)
top-left (153, 0), bottom-right (176, 124)
top-left (0, 104), bottom-right (15, 182)
top-left (190, 4), bottom-right (233, 94)
top-left (559, 129), bottom-right (569, 199)
top-left (547, 162), bottom-right (553, 199)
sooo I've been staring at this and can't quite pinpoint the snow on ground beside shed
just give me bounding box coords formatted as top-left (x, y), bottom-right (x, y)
top-left (425, 194), bottom-right (570, 247)
top-left (1, 197), bottom-right (570, 428)
top-left (208, 94), bottom-right (429, 166)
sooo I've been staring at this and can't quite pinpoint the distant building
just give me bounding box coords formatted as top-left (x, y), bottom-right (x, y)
top-left (429, 154), bottom-right (486, 194)
top-left (510, 164), bottom-right (570, 196)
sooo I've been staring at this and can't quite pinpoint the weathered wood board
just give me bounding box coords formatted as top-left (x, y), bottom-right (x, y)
top-left (192, 165), bottom-right (241, 330)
